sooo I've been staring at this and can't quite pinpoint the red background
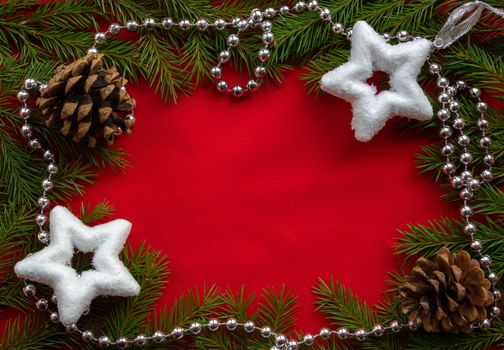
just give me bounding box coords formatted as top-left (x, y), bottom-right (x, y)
top-left (64, 69), bottom-right (456, 332)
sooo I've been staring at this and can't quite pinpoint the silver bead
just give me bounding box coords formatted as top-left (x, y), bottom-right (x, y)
top-left (460, 152), bottom-right (473, 165)
top-left (470, 178), bottom-right (480, 190)
top-left (82, 330), bottom-right (94, 342)
top-left (450, 176), bottom-right (463, 188)
top-left (237, 20), bottom-right (249, 31)
top-left (247, 80), bottom-right (259, 91)
top-left (42, 179), bottom-right (53, 191)
top-left (382, 33), bottom-right (391, 41)
top-left (407, 320), bottom-right (419, 330)
top-left (319, 328), bottom-right (331, 339)
top-left (261, 326), bottom-right (272, 337)
top-left (36, 298), bottom-right (48, 310)
top-left (458, 134), bottom-right (470, 146)
top-left (456, 80), bottom-right (466, 90)
top-left (476, 101), bottom-right (487, 112)
top-left (332, 23), bottom-right (344, 33)
top-left (36, 214), bottom-right (47, 226)
top-left (303, 333), bottom-right (315, 346)
top-left (134, 334), bottom-right (147, 346)
top-left (264, 8), bottom-right (276, 18)
top-left (94, 32), bottom-right (106, 44)
top-left (481, 169), bottom-right (493, 181)
top-left (19, 107), bottom-right (31, 119)
top-left (355, 328), bottom-right (367, 341)
top-left (453, 118), bottom-right (465, 130)
top-left (126, 21), bottom-right (138, 31)
top-left (47, 163), bottom-right (58, 174)
top-left (23, 284), bottom-right (36, 297)
top-left (372, 324), bottom-right (384, 336)
top-left (258, 48), bottom-right (270, 62)
top-left (483, 154), bottom-right (495, 165)
top-left (491, 306), bottom-right (501, 317)
top-left (446, 86), bottom-right (457, 96)
top-left (232, 85), bottom-right (244, 98)
top-left (29, 139), bottom-right (41, 151)
top-left (336, 327), bottom-right (349, 339)
top-left (460, 205), bottom-right (473, 217)
top-left (262, 32), bottom-right (274, 44)
top-left (319, 8), bottom-right (331, 21)
top-left (480, 255), bottom-right (492, 268)
top-left (66, 324), bottom-right (77, 333)
top-left (38, 230), bottom-right (49, 244)
top-left (43, 150), bottom-right (54, 160)
top-left (211, 67), bottom-right (222, 79)
top-left (152, 331), bottom-right (165, 343)
top-left (208, 319), bottom-right (220, 331)
top-left (189, 322), bottom-right (202, 334)
top-left (449, 101), bottom-right (460, 112)
top-left (262, 20), bottom-right (272, 32)
top-left (460, 188), bottom-right (473, 200)
top-left (437, 77), bottom-right (449, 88)
top-left (255, 66), bottom-right (267, 78)
top-left (439, 126), bottom-right (452, 138)
top-left (441, 144), bottom-right (454, 156)
top-left (179, 19), bottom-right (191, 30)
top-left (38, 196), bottom-right (49, 208)
top-left (478, 118), bottom-right (489, 130)
top-left (21, 124), bottom-right (32, 138)
top-left (231, 17), bottom-right (242, 27)
top-left (228, 34), bottom-right (240, 47)
top-left (397, 30), bottom-right (409, 42)
top-left (479, 136), bottom-right (491, 148)
top-left (442, 162), bottom-right (455, 175)
top-left (161, 18), bottom-right (173, 29)
top-left (219, 50), bottom-right (230, 63)
top-left (51, 294), bottom-right (57, 304)
top-left (287, 340), bottom-right (298, 350)
top-left (469, 87), bottom-right (480, 98)
top-left (24, 78), bottom-right (37, 90)
top-left (172, 327), bottom-right (184, 339)
top-left (437, 108), bottom-right (450, 121)
top-left (109, 23), bottom-right (121, 35)
top-left (49, 312), bottom-right (59, 323)
top-left (275, 335), bottom-right (287, 347)
top-left (216, 80), bottom-right (228, 92)
top-left (87, 48), bottom-right (98, 55)
top-left (17, 90), bottom-right (30, 102)
top-left (242, 321), bottom-right (254, 332)
top-left (493, 290), bottom-right (502, 301)
top-left (308, 1), bottom-right (319, 10)
top-left (280, 5), bottom-right (290, 14)
top-left (390, 320), bottom-right (401, 332)
top-left (251, 9), bottom-right (263, 22)
top-left (481, 319), bottom-right (491, 330)
top-left (212, 19), bottom-right (225, 30)
top-left (98, 336), bottom-right (111, 348)
top-left (226, 318), bottom-right (238, 330)
top-left (429, 63), bottom-right (441, 75)
top-left (196, 19), bottom-right (208, 31)
top-left (294, 1), bottom-right (307, 12)
top-left (438, 93), bottom-right (450, 103)
top-left (461, 170), bottom-right (473, 181)
top-left (143, 18), bottom-right (155, 30)
top-left (116, 337), bottom-right (129, 348)
top-left (38, 83), bottom-right (47, 93)
top-left (470, 240), bottom-right (482, 252)
top-left (488, 272), bottom-right (499, 285)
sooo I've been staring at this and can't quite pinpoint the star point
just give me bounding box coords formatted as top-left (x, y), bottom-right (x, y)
top-left (15, 206), bottom-right (140, 326)
top-left (321, 21), bottom-right (434, 142)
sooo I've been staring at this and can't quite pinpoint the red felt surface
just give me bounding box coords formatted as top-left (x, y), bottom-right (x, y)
top-left (63, 69), bottom-right (455, 332)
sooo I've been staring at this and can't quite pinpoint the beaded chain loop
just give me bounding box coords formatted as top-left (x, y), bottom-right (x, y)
top-left (14, 1), bottom-right (500, 349)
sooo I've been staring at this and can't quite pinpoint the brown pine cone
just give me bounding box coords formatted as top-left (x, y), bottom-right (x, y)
top-left (399, 247), bottom-right (494, 333)
top-left (37, 54), bottom-right (135, 147)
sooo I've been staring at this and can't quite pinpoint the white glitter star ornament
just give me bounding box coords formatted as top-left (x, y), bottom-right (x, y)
top-left (321, 21), bottom-right (434, 142)
top-left (14, 206), bottom-right (140, 326)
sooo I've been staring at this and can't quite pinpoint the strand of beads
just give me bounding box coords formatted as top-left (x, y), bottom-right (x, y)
top-left (429, 61), bottom-right (500, 331)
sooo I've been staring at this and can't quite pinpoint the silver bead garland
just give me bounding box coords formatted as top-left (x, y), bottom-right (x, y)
top-left (14, 2), bottom-right (501, 348)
